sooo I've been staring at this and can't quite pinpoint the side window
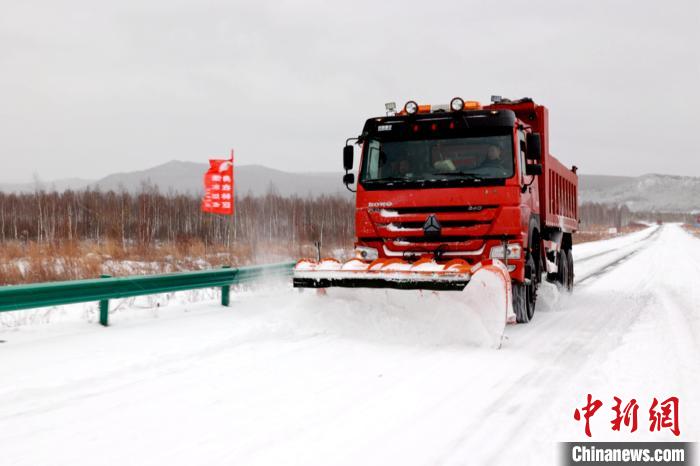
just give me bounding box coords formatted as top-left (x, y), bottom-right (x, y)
top-left (365, 140), bottom-right (381, 179)
top-left (518, 130), bottom-right (527, 181)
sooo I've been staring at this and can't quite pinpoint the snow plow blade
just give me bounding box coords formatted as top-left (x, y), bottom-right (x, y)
top-left (294, 257), bottom-right (516, 347)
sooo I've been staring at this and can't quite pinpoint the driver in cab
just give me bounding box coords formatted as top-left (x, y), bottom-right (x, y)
top-left (385, 152), bottom-right (419, 178)
top-left (481, 144), bottom-right (505, 169)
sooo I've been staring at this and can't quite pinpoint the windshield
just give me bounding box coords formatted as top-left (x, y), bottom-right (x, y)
top-left (360, 135), bottom-right (514, 185)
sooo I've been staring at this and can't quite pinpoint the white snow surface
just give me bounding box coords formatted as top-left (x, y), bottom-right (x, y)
top-left (1, 225), bottom-right (699, 465)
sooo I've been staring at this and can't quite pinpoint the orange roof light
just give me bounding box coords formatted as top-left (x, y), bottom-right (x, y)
top-left (463, 100), bottom-right (482, 110)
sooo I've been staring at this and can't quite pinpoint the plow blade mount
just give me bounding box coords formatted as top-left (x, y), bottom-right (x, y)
top-left (293, 258), bottom-right (471, 290)
top-left (293, 258), bottom-right (509, 292)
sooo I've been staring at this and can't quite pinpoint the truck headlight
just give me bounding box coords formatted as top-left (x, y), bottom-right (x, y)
top-left (450, 97), bottom-right (464, 111)
top-left (355, 246), bottom-right (379, 261)
top-left (404, 101), bottom-right (418, 115)
top-left (489, 243), bottom-right (522, 260)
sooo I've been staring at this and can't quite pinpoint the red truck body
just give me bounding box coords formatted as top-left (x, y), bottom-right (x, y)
top-left (352, 98), bottom-right (578, 286)
top-left (293, 97), bottom-right (578, 323)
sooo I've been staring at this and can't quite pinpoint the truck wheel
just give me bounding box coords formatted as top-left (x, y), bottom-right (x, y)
top-left (513, 254), bottom-right (537, 323)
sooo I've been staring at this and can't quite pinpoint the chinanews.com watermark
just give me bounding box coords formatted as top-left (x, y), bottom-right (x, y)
top-left (561, 442), bottom-right (694, 465)
top-left (562, 394), bottom-right (695, 465)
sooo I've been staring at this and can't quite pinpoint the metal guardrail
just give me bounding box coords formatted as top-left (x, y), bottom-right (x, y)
top-left (0, 262), bottom-right (295, 326)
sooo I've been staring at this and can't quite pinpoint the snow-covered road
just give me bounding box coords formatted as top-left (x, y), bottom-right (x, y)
top-left (1, 224), bottom-right (698, 465)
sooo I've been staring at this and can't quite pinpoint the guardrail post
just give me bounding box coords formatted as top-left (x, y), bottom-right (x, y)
top-left (221, 266), bottom-right (231, 307)
top-left (99, 274), bottom-right (111, 326)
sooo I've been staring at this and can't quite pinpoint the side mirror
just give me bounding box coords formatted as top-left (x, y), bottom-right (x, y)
top-left (343, 173), bottom-right (355, 185)
top-left (526, 133), bottom-right (542, 160)
top-left (343, 145), bottom-right (354, 170)
top-left (525, 163), bottom-right (543, 176)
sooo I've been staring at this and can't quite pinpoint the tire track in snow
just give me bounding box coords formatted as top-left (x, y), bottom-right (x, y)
top-left (574, 226), bottom-right (659, 264)
top-left (495, 226), bottom-right (660, 352)
top-left (574, 226), bottom-right (662, 285)
top-left (435, 227), bottom-right (667, 464)
top-left (437, 292), bottom-right (648, 465)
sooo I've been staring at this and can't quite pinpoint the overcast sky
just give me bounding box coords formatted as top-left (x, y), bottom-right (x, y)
top-left (1, 0), bottom-right (698, 183)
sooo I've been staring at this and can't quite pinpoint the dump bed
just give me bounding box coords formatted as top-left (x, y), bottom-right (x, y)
top-left (542, 152), bottom-right (578, 233)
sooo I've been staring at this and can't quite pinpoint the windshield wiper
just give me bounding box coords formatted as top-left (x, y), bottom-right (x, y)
top-left (431, 172), bottom-right (484, 180)
top-left (365, 177), bottom-right (414, 183)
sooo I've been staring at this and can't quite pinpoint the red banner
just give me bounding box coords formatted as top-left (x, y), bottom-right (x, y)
top-left (201, 151), bottom-right (234, 215)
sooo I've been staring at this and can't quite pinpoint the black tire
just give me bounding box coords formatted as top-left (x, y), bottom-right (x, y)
top-left (558, 250), bottom-right (570, 291)
top-left (546, 251), bottom-right (559, 283)
top-left (513, 254), bottom-right (537, 323)
top-left (566, 249), bottom-right (574, 291)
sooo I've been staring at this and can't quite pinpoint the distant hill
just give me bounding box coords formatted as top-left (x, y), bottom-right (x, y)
top-left (578, 174), bottom-right (700, 213)
top-left (2, 162), bottom-right (699, 212)
top-left (0, 161), bottom-right (350, 198)
top-left (94, 161), bottom-right (351, 197)
top-left (0, 177), bottom-right (93, 193)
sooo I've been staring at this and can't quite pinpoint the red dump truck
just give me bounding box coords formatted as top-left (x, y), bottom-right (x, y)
top-left (294, 97), bottom-right (578, 324)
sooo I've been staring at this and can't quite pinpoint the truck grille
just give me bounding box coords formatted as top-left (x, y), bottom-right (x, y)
top-left (368, 206), bottom-right (499, 256)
